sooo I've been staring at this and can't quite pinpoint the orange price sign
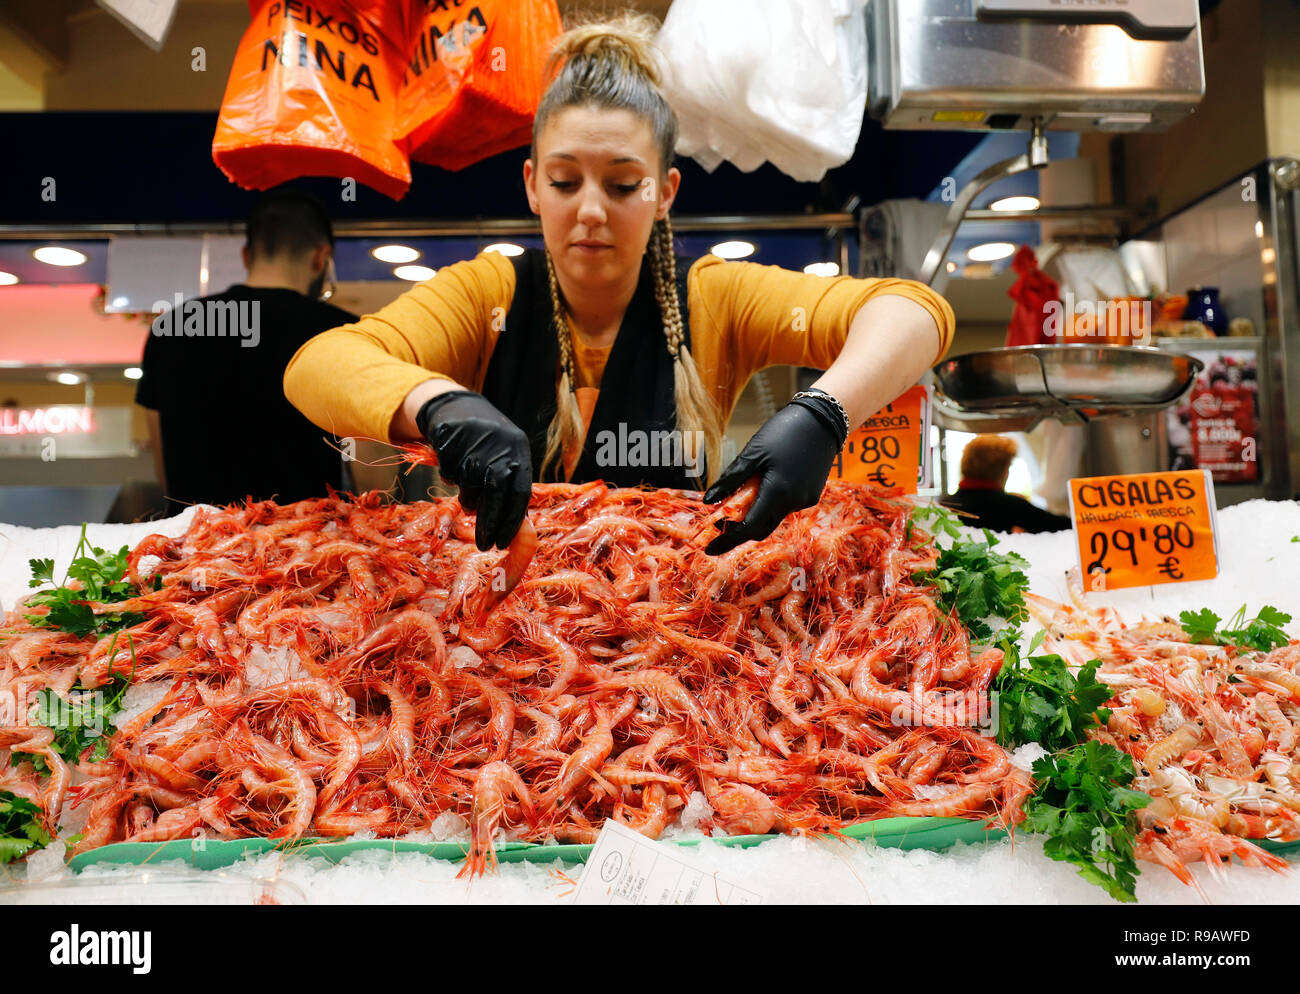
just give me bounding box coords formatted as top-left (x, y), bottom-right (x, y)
top-left (1067, 469), bottom-right (1220, 591)
top-left (829, 385), bottom-right (929, 492)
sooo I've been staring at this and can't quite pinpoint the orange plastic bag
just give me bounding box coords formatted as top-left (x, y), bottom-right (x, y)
top-left (212, 0), bottom-right (412, 200)
top-left (397, 0), bottom-right (564, 172)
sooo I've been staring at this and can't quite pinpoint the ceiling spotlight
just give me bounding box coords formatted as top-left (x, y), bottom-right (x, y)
top-left (988, 196), bottom-right (1041, 212)
top-left (966, 242), bottom-right (1016, 262)
top-left (124, 367), bottom-right (143, 380)
top-left (802, 262), bottom-right (839, 277)
top-left (710, 240), bottom-right (756, 260)
top-left (484, 243), bottom-right (525, 257)
top-left (945, 261), bottom-right (958, 273)
top-left (54, 371), bottom-right (85, 385)
top-left (33, 246), bottom-right (88, 267)
top-left (394, 265), bottom-right (437, 282)
top-left (0, 271), bottom-right (18, 286)
top-left (371, 245), bottom-right (420, 264)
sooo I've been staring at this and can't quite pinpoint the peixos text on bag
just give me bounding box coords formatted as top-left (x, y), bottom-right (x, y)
top-left (258, 2), bottom-right (383, 102)
top-left (151, 293), bottom-right (260, 348)
top-left (49, 926), bottom-right (151, 975)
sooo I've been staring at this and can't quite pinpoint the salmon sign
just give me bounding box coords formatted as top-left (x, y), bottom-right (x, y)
top-left (0, 406), bottom-right (95, 435)
top-left (1067, 469), bottom-right (1219, 591)
top-left (830, 384), bottom-right (930, 493)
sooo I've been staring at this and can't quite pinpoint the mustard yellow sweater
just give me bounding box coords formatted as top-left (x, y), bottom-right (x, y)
top-left (283, 251), bottom-right (955, 443)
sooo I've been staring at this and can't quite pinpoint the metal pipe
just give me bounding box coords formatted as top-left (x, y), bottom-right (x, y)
top-left (1269, 157), bottom-right (1300, 498)
top-left (0, 212), bottom-right (858, 240)
top-left (917, 118), bottom-right (1049, 286)
top-left (962, 205), bottom-right (1144, 221)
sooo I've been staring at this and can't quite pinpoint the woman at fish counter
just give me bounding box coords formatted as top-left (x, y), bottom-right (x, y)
top-left (283, 14), bottom-right (954, 554)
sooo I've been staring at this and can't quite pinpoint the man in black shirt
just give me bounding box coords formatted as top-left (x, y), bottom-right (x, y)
top-left (940, 434), bottom-right (1071, 534)
top-left (136, 190), bottom-right (358, 508)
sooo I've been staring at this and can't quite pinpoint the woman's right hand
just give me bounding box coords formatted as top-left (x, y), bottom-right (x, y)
top-left (414, 390), bottom-right (533, 552)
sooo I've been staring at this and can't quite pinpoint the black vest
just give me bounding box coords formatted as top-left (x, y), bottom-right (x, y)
top-left (480, 249), bottom-right (701, 488)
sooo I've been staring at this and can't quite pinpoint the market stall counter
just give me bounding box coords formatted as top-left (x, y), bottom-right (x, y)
top-left (1, 491), bottom-right (1298, 905)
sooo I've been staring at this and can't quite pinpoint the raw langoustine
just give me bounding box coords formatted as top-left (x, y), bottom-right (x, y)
top-left (1028, 588), bottom-right (1295, 896)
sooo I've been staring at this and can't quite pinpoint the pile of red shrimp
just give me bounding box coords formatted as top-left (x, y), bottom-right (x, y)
top-left (1030, 590), bottom-right (1296, 894)
top-left (1, 481), bottom-right (1028, 874)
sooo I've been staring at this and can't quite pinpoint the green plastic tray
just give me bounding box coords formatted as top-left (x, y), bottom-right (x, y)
top-left (66, 816), bottom-right (1008, 872)
top-left (64, 818), bottom-right (1300, 873)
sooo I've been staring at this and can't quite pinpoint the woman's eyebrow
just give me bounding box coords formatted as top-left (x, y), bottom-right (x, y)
top-left (546, 152), bottom-right (647, 165)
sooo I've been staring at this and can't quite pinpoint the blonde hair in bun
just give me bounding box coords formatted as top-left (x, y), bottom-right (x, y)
top-left (534, 12), bottom-right (723, 486)
top-left (545, 12), bottom-right (664, 85)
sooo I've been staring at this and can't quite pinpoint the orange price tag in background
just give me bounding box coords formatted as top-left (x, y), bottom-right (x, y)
top-left (830, 384), bottom-right (929, 492)
top-left (1067, 469), bottom-right (1220, 591)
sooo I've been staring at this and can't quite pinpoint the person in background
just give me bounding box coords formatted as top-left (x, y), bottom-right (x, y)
top-left (940, 434), bottom-right (1071, 534)
top-left (136, 189), bottom-right (357, 508)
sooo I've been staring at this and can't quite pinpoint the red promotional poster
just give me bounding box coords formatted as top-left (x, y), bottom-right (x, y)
top-left (1167, 351), bottom-right (1260, 483)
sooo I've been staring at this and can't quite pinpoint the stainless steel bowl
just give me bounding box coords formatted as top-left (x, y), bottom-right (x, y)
top-left (930, 345), bottom-right (1204, 430)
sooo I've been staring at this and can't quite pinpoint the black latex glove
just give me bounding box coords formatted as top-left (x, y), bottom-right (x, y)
top-left (702, 393), bottom-right (846, 555)
top-left (416, 390), bottom-right (532, 552)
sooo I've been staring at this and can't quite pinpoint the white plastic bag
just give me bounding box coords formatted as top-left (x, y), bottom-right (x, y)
top-left (655, 0), bottom-right (868, 183)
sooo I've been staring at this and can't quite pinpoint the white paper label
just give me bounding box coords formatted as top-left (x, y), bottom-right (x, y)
top-left (572, 821), bottom-right (764, 905)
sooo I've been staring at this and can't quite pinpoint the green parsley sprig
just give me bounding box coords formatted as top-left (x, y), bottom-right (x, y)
top-left (15, 663), bottom-right (133, 774)
top-left (993, 641), bottom-right (1113, 752)
top-left (22, 524), bottom-right (150, 639)
top-left (1024, 743), bottom-right (1150, 903)
top-left (1179, 604), bottom-right (1292, 654)
top-left (994, 638), bottom-right (1148, 902)
top-left (12, 525), bottom-right (146, 777)
top-left (0, 790), bottom-right (51, 864)
top-left (910, 505), bottom-right (1030, 641)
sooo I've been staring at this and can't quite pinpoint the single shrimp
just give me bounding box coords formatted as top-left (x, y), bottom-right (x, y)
top-left (449, 674), bottom-right (515, 763)
top-left (615, 782), bottom-right (675, 839)
top-left (593, 670), bottom-right (712, 729)
top-left (123, 804), bottom-right (203, 844)
top-left (313, 806), bottom-right (394, 837)
top-left (378, 681), bottom-right (416, 763)
top-left (467, 518), bottom-right (538, 621)
top-left (236, 721), bottom-right (317, 840)
top-left (891, 780), bottom-right (999, 818)
top-left (519, 618), bottom-right (585, 701)
top-left (460, 761), bottom-right (535, 878)
top-left (1254, 693), bottom-right (1296, 752)
top-left (693, 475), bottom-right (760, 548)
top-left (314, 708), bottom-right (363, 810)
top-left (542, 708), bottom-right (614, 806)
top-left (705, 781), bottom-right (777, 836)
top-left (1136, 829), bottom-right (1206, 900)
top-left (1138, 721), bottom-right (1204, 774)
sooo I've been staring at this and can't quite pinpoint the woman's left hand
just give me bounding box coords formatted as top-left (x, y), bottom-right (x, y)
top-left (702, 393), bottom-right (845, 554)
